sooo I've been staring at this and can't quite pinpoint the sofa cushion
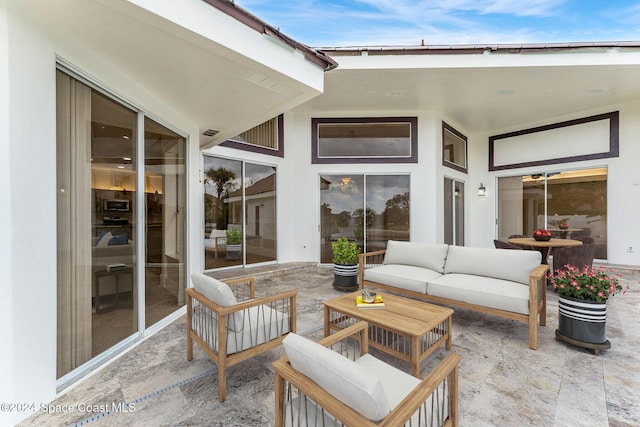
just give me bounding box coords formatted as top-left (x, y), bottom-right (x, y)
top-left (283, 333), bottom-right (391, 422)
top-left (364, 264), bottom-right (441, 294)
top-left (108, 232), bottom-right (128, 246)
top-left (96, 231), bottom-right (114, 247)
top-left (383, 240), bottom-right (449, 273)
top-left (190, 273), bottom-right (243, 332)
top-left (444, 246), bottom-right (540, 285)
top-left (428, 273), bottom-right (530, 315)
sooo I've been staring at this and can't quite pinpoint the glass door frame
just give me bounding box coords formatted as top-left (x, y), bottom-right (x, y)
top-left (56, 62), bottom-right (190, 390)
top-left (201, 154), bottom-right (278, 271)
top-left (444, 177), bottom-right (465, 246)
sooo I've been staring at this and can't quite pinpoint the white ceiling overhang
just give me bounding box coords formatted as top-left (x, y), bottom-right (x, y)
top-left (19, 0), bottom-right (336, 148)
top-left (298, 44), bottom-right (640, 135)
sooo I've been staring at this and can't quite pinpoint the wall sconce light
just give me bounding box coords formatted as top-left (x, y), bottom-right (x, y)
top-left (477, 183), bottom-right (487, 197)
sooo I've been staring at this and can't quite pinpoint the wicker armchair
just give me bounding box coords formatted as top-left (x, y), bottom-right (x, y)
top-left (273, 321), bottom-right (460, 427)
top-left (186, 273), bottom-right (296, 402)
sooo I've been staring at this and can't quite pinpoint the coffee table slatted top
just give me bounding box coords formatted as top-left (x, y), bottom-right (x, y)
top-left (325, 291), bottom-right (453, 336)
top-left (324, 291), bottom-right (454, 377)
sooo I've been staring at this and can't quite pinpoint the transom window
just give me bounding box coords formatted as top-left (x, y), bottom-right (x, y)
top-left (442, 122), bottom-right (467, 173)
top-left (312, 117), bottom-right (418, 164)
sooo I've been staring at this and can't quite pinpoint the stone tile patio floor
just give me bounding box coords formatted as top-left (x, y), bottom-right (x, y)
top-left (20, 264), bottom-right (640, 426)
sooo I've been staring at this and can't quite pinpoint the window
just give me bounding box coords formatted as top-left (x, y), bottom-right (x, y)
top-left (312, 117), bottom-right (418, 164)
top-left (319, 174), bottom-right (410, 263)
top-left (220, 115), bottom-right (284, 157)
top-left (442, 122), bottom-right (467, 173)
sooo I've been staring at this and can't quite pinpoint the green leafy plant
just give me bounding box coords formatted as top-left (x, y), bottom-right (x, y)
top-left (331, 236), bottom-right (361, 265)
top-left (226, 228), bottom-right (242, 245)
top-left (548, 265), bottom-right (627, 302)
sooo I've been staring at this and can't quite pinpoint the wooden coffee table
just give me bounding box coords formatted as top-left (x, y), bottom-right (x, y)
top-left (324, 291), bottom-right (453, 377)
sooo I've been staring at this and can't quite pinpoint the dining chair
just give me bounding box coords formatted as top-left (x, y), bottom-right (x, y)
top-left (575, 236), bottom-right (595, 245)
top-left (494, 240), bottom-right (523, 250)
top-left (551, 244), bottom-right (596, 274)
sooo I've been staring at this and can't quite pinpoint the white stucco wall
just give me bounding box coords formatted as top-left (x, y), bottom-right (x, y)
top-left (1, 3), bottom-right (199, 424)
top-left (276, 109), bottom-right (445, 263)
top-left (468, 101), bottom-right (640, 267)
top-left (0, 1), bottom-right (15, 423)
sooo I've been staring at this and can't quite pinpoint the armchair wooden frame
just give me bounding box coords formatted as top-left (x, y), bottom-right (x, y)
top-left (186, 276), bottom-right (296, 402)
top-left (272, 322), bottom-right (461, 427)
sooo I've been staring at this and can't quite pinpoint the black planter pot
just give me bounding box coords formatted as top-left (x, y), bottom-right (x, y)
top-left (333, 264), bottom-right (358, 292)
top-left (558, 295), bottom-right (607, 344)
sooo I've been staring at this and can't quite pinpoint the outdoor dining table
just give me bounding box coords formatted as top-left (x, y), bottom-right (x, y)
top-left (507, 237), bottom-right (583, 264)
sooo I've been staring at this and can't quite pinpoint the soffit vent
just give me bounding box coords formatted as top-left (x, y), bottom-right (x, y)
top-left (202, 129), bottom-right (220, 137)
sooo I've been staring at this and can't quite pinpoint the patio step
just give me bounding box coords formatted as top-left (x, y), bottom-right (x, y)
top-left (208, 262), bottom-right (319, 282)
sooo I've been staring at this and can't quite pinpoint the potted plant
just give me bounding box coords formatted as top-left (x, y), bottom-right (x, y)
top-left (225, 228), bottom-right (242, 260)
top-left (548, 265), bottom-right (627, 348)
top-left (331, 236), bottom-right (361, 291)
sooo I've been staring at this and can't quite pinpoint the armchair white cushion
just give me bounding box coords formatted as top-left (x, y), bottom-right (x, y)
top-left (273, 322), bottom-right (460, 427)
top-left (283, 333), bottom-right (391, 421)
top-left (190, 273), bottom-right (243, 332)
top-left (186, 274), bottom-right (297, 402)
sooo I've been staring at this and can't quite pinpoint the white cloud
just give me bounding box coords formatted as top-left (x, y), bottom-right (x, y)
top-left (235, 0), bottom-right (633, 47)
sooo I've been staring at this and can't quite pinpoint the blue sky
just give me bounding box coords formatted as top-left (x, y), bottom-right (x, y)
top-left (235, 0), bottom-right (640, 47)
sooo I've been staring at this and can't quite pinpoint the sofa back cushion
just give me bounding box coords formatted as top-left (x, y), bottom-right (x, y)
top-left (283, 333), bottom-right (391, 422)
top-left (190, 273), bottom-right (243, 332)
top-left (444, 245), bottom-right (541, 285)
top-left (383, 240), bottom-right (449, 273)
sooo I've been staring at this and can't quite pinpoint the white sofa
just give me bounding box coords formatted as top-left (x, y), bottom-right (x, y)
top-left (358, 240), bottom-right (549, 349)
top-left (92, 235), bottom-right (134, 298)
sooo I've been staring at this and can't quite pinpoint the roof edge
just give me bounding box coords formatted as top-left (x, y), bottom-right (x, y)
top-left (202, 0), bottom-right (338, 71)
top-left (317, 41), bottom-right (640, 56)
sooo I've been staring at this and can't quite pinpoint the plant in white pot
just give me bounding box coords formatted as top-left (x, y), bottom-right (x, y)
top-left (331, 236), bottom-right (361, 292)
top-left (549, 265), bottom-right (628, 352)
top-left (225, 228), bottom-right (242, 260)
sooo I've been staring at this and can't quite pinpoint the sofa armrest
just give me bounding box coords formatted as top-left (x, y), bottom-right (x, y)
top-left (528, 264), bottom-right (549, 306)
top-left (358, 250), bottom-right (387, 289)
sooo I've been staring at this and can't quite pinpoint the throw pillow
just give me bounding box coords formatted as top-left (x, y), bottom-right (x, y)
top-left (96, 231), bottom-right (114, 247)
top-left (108, 233), bottom-right (128, 246)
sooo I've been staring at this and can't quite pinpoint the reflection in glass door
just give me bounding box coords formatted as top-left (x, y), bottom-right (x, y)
top-left (203, 157), bottom-right (243, 269)
top-left (245, 164), bottom-right (277, 265)
top-left (444, 178), bottom-right (464, 246)
top-left (57, 71), bottom-right (139, 378)
top-left (497, 168), bottom-right (607, 259)
top-left (144, 118), bottom-right (186, 328)
top-left (320, 174), bottom-right (410, 263)
top-left (203, 157), bottom-right (277, 269)
top-left (56, 70), bottom-right (188, 383)
top-left (320, 175), bottom-right (365, 263)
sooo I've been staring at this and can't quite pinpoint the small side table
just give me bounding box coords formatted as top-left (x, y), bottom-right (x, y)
top-left (93, 266), bottom-right (133, 313)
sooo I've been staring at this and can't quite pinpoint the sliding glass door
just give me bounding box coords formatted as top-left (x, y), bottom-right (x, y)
top-left (320, 174), bottom-right (410, 263)
top-left (56, 69), bottom-right (186, 382)
top-left (497, 168), bottom-right (607, 258)
top-left (203, 156), bottom-right (277, 269)
top-left (444, 178), bottom-right (464, 246)
top-left (144, 118), bottom-right (186, 328)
